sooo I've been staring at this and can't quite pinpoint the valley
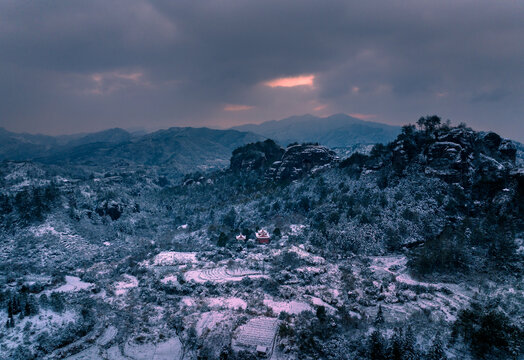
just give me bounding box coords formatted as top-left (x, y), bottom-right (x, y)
top-left (0, 118), bottom-right (522, 359)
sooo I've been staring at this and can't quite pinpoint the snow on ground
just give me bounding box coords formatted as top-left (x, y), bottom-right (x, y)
top-left (196, 311), bottom-right (226, 336)
top-left (0, 309), bottom-right (78, 356)
top-left (97, 326), bottom-right (118, 346)
top-left (289, 245), bottom-right (325, 264)
top-left (369, 255), bottom-right (473, 323)
top-left (114, 274), bottom-right (138, 296)
top-left (181, 296), bottom-right (196, 307)
top-left (369, 255), bottom-right (406, 276)
top-left (233, 317), bottom-right (279, 353)
top-left (296, 266), bottom-right (325, 274)
top-left (107, 345), bottom-right (128, 360)
top-left (64, 346), bottom-right (103, 360)
top-left (152, 251), bottom-right (197, 266)
top-left (123, 337), bottom-right (182, 360)
top-left (53, 276), bottom-right (94, 293)
top-left (263, 298), bottom-right (312, 315)
top-left (306, 296), bottom-right (336, 313)
top-left (30, 221), bottom-right (82, 241)
top-left (152, 338), bottom-right (184, 360)
top-left (289, 224), bottom-right (306, 236)
top-left (184, 267), bottom-right (267, 283)
top-left (160, 275), bottom-right (179, 284)
top-left (207, 297), bottom-right (247, 310)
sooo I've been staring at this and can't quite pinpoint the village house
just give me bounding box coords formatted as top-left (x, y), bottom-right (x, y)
top-left (236, 234), bottom-right (246, 241)
top-left (255, 229), bottom-right (270, 244)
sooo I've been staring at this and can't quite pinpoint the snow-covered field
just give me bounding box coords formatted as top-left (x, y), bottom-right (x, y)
top-left (160, 274), bottom-right (179, 284)
top-left (369, 255), bottom-right (473, 322)
top-left (123, 337), bottom-right (183, 360)
top-left (152, 251), bottom-right (198, 266)
top-left (196, 311), bottom-right (227, 336)
top-left (233, 317), bottom-right (279, 353)
top-left (30, 221), bottom-right (82, 241)
top-left (53, 276), bottom-right (94, 293)
top-left (263, 298), bottom-right (312, 315)
top-left (114, 274), bottom-right (138, 296)
top-left (64, 346), bottom-right (103, 360)
top-left (289, 245), bottom-right (326, 264)
top-left (207, 297), bottom-right (247, 310)
top-left (0, 309), bottom-right (79, 357)
top-left (184, 267), bottom-right (267, 283)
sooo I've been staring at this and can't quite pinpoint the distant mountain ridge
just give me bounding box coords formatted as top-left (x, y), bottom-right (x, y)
top-left (231, 113), bottom-right (401, 147)
top-left (0, 127), bottom-right (263, 173)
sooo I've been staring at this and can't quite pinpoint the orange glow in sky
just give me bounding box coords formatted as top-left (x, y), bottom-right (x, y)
top-left (264, 74), bottom-right (314, 88)
top-left (224, 104), bottom-right (254, 111)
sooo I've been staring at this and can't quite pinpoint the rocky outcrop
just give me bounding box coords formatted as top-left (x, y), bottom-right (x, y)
top-left (422, 128), bottom-right (516, 185)
top-left (229, 139), bottom-right (284, 172)
top-left (95, 200), bottom-right (123, 221)
top-left (266, 144), bottom-right (338, 181)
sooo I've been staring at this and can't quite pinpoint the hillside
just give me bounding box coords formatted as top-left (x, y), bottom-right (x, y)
top-left (0, 127), bottom-right (263, 173)
top-left (231, 113), bottom-right (401, 147)
top-left (0, 117), bottom-right (522, 360)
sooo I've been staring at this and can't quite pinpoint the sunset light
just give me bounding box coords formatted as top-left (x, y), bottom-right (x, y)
top-left (264, 74), bottom-right (315, 88)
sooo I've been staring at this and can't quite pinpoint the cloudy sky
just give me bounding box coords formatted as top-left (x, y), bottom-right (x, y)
top-left (1, 0), bottom-right (524, 141)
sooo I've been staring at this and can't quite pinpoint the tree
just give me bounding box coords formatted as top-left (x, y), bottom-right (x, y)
top-left (453, 299), bottom-right (522, 358)
top-left (403, 326), bottom-right (417, 360)
top-left (49, 292), bottom-right (65, 313)
top-left (374, 305), bottom-right (385, 327)
top-left (217, 232), bottom-right (228, 247)
top-left (316, 305), bottom-right (327, 322)
top-left (369, 329), bottom-right (386, 360)
top-left (273, 227), bottom-right (281, 237)
top-left (388, 327), bottom-right (404, 360)
top-left (427, 332), bottom-right (447, 360)
top-left (417, 115), bottom-right (441, 133)
top-left (24, 295), bottom-right (39, 316)
top-left (223, 208), bottom-right (237, 228)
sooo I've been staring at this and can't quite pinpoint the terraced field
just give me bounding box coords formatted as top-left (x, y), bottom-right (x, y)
top-left (184, 267), bottom-right (267, 283)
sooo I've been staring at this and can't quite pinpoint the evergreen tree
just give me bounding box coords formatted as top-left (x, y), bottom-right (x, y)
top-left (369, 329), bottom-right (386, 360)
top-left (403, 326), bottom-right (417, 360)
top-left (273, 227), bottom-right (281, 237)
top-left (427, 332), bottom-right (446, 360)
top-left (217, 232), bottom-right (228, 247)
top-left (49, 292), bottom-right (65, 313)
top-left (388, 327), bottom-right (404, 360)
top-left (374, 305), bottom-right (385, 327)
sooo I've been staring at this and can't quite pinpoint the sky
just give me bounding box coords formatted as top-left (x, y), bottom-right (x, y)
top-left (1, 0), bottom-right (524, 141)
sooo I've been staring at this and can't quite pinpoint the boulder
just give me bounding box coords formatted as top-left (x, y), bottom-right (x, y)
top-left (267, 144), bottom-right (338, 181)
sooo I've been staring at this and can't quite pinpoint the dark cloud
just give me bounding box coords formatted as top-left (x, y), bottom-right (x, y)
top-left (0, 0), bottom-right (523, 141)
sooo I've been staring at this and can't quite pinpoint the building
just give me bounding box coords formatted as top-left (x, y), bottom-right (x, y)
top-left (255, 229), bottom-right (270, 244)
top-left (236, 234), bottom-right (246, 241)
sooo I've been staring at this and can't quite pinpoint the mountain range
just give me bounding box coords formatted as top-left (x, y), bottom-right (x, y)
top-left (0, 127), bottom-right (262, 172)
top-left (231, 113), bottom-right (401, 148)
top-left (2, 114), bottom-right (520, 172)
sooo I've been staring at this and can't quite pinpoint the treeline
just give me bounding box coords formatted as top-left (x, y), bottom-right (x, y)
top-left (0, 182), bottom-right (60, 227)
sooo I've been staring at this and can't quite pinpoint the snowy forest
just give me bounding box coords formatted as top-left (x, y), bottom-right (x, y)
top-left (0, 116), bottom-right (523, 359)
